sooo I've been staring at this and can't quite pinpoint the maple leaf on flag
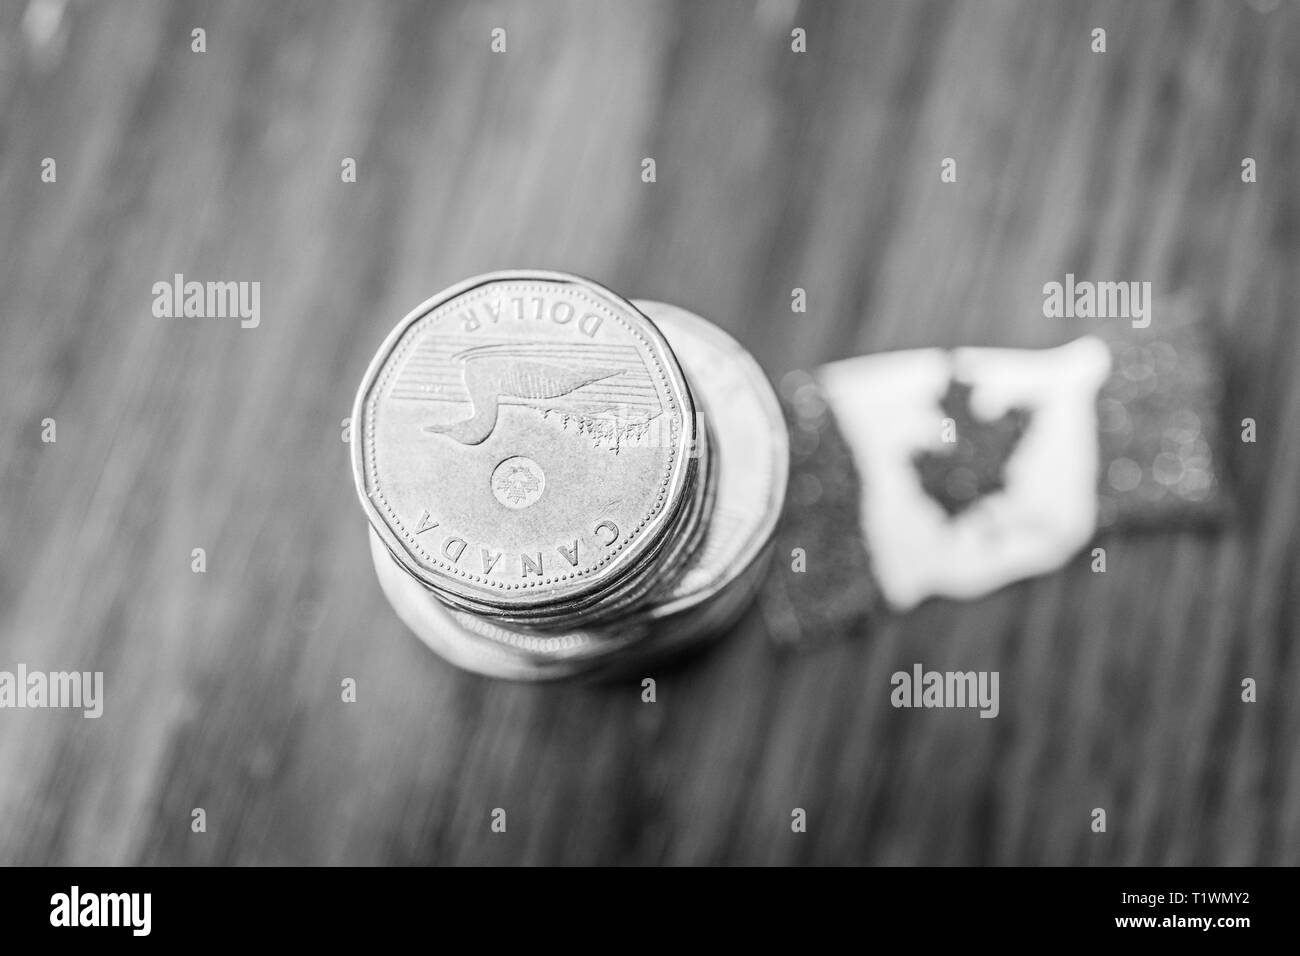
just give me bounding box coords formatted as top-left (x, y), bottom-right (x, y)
top-left (913, 380), bottom-right (1032, 516)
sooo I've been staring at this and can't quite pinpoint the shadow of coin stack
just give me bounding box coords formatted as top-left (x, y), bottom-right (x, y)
top-left (353, 272), bottom-right (787, 680)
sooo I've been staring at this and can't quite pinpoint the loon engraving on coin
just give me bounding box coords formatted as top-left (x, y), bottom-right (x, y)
top-left (414, 344), bottom-right (640, 447)
top-left (352, 271), bottom-right (696, 611)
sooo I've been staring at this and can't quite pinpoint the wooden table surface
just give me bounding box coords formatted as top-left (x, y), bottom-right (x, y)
top-left (1, 0), bottom-right (1297, 865)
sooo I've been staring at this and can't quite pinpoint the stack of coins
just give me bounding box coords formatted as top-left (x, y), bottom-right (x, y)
top-left (352, 271), bottom-right (787, 680)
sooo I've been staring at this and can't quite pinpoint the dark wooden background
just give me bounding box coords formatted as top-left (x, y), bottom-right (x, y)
top-left (1, 0), bottom-right (1297, 865)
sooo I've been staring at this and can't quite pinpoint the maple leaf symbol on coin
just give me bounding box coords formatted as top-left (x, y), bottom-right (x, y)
top-left (494, 463), bottom-right (541, 504)
top-left (423, 345), bottom-right (622, 445)
top-left (913, 380), bottom-right (1032, 516)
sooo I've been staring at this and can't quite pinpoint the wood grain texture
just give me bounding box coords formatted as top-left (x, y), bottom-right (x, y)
top-left (0, 0), bottom-right (1297, 865)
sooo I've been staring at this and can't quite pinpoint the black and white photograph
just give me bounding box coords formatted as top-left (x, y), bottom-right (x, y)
top-left (0, 0), bottom-right (1294, 933)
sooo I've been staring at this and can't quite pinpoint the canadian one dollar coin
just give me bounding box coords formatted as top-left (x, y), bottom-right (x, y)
top-left (352, 272), bottom-right (701, 628)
